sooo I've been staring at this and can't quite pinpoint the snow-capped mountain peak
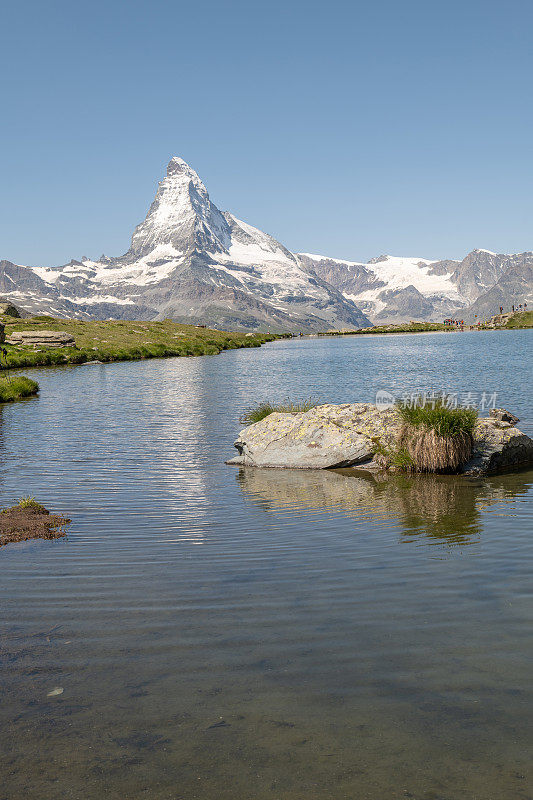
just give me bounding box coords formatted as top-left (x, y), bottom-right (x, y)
top-left (0, 158), bottom-right (371, 331)
top-left (128, 156), bottom-right (231, 259)
top-left (166, 155), bottom-right (197, 176)
top-left (2, 158), bottom-right (530, 327)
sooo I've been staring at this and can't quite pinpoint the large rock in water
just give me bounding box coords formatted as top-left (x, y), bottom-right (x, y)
top-left (227, 403), bottom-right (533, 475)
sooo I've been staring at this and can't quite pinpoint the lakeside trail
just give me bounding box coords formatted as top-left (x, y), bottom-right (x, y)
top-left (314, 311), bottom-right (533, 337)
top-left (0, 317), bottom-right (282, 370)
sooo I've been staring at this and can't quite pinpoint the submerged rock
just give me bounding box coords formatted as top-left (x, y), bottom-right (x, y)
top-left (227, 403), bottom-right (533, 476)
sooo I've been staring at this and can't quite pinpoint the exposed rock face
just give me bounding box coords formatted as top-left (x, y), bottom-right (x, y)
top-left (299, 249), bottom-right (533, 323)
top-left (462, 418), bottom-right (533, 475)
top-left (466, 254), bottom-right (533, 320)
top-left (228, 403), bottom-right (533, 475)
top-left (299, 253), bottom-right (465, 323)
top-left (371, 285), bottom-right (435, 322)
top-left (6, 330), bottom-right (76, 348)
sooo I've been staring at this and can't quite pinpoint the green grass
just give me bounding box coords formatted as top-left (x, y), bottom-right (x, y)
top-left (396, 396), bottom-right (478, 437)
top-left (16, 496), bottom-right (47, 512)
top-left (0, 375), bottom-right (39, 402)
top-left (1, 496), bottom-right (48, 514)
top-left (240, 398), bottom-right (319, 425)
top-left (372, 438), bottom-right (416, 472)
top-left (505, 310), bottom-right (533, 328)
top-left (373, 396), bottom-right (478, 474)
top-left (0, 316), bottom-right (281, 370)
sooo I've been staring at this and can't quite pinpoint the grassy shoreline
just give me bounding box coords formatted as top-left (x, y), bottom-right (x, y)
top-left (0, 317), bottom-right (284, 370)
top-left (1, 313), bottom-right (529, 373)
top-left (0, 376), bottom-right (39, 401)
top-left (316, 322), bottom-right (449, 336)
top-left (319, 313), bottom-right (533, 337)
top-left (503, 310), bottom-right (533, 328)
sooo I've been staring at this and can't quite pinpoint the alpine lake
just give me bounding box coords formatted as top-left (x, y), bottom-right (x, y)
top-left (1, 329), bottom-right (532, 800)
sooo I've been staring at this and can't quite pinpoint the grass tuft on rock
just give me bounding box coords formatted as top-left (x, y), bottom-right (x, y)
top-left (373, 441), bottom-right (416, 473)
top-left (396, 396), bottom-right (478, 437)
top-left (240, 398), bottom-right (318, 425)
top-left (16, 496), bottom-right (48, 513)
top-left (0, 376), bottom-right (39, 402)
top-left (394, 396), bottom-right (477, 473)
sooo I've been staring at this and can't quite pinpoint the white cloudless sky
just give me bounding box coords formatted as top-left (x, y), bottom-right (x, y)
top-left (1, 0), bottom-right (532, 266)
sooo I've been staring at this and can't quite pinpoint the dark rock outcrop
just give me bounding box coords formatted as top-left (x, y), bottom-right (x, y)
top-left (0, 299), bottom-right (21, 317)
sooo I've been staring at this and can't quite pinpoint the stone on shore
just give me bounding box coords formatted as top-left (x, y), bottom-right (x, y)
top-left (227, 403), bottom-right (533, 476)
top-left (6, 330), bottom-right (76, 348)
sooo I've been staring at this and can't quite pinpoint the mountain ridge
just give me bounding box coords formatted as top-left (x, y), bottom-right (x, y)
top-left (1, 158), bottom-right (531, 328)
top-left (299, 248), bottom-right (532, 323)
top-left (0, 158), bottom-right (370, 331)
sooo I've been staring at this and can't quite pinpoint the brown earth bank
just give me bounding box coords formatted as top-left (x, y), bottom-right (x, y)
top-left (0, 502), bottom-right (70, 546)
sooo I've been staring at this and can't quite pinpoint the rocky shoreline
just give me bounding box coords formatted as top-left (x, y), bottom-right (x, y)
top-left (0, 501), bottom-right (70, 546)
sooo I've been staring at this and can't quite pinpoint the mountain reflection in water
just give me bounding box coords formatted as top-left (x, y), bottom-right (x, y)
top-left (237, 467), bottom-right (530, 545)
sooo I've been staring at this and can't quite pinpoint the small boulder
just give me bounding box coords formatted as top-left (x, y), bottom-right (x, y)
top-left (462, 417), bottom-right (533, 475)
top-left (489, 408), bottom-right (520, 425)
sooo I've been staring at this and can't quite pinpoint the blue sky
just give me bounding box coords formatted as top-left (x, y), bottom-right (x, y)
top-left (1, 0), bottom-right (532, 266)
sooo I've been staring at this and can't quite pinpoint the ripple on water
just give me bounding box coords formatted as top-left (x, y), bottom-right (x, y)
top-left (1, 332), bottom-right (532, 799)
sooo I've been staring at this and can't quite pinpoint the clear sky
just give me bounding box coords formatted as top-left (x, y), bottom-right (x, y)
top-left (1, 0), bottom-right (532, 267)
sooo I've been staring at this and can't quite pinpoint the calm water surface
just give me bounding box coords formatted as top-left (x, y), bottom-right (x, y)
top-left (1, 330), bottom-right (532, 800)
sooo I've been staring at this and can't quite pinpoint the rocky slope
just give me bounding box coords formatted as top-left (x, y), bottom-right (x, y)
top-left (466, 253), bottom-right (533, 320)
top-left (1, 158), bottom-right (371, 332)
top-left (300, 249), bottom-right (533, 323)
